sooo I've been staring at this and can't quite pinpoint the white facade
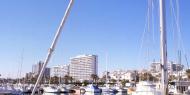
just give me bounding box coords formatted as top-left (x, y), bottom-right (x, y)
top-left (69, 54), bottom-right (98, 81)
top-left (150, 61), bottom-right (184, 74)
top-left (150, 62), bottom-right (161, 73)
top-left (109, 70), bottom-right (136, 81)
top-left (121, 71), bottom-right (136, 81)
top-left (51, 65), bottom-right (69, 77)
top-left (168, 62), bottom-right (184, 74)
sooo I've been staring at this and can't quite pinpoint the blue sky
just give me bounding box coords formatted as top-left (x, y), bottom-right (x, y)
top-left (0, 0), bottom-right (190, 78)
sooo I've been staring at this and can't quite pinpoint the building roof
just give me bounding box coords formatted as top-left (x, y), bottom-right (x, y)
top-left (70, 54), bottom-right (97, 59)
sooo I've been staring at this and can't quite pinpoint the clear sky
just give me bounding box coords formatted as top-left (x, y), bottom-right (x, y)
top-left (0, 0), bottom-right (190, 78)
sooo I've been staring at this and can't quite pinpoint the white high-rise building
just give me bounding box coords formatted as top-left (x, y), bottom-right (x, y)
top-left (51, 65), bottom-right (69, 77)
top-left (69, 54), bottom-right (98, 81)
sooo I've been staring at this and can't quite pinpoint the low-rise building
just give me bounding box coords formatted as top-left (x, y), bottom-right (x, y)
top-left (150, 61), bottom-right (184, 74)
top-left (109, 70), bottom-right (136, 81)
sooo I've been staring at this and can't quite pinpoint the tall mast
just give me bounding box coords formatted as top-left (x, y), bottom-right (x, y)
top-left (178, 50), bottom-right (181, 81)
top-left (19, 49), bottom-right (24, 84)
top-left (106, 53), bottom-right (108, 82)
top-left (159, 0), bottom-right (168, 95)
top-left (31, 0), bottom-right (74, 95)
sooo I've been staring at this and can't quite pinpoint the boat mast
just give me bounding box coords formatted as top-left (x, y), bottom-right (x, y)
top-left (31, 0), bottom-right (74, 95)
top-left (106, 53), bottom-right (108, 83)
top-left (18, 49), bottom-right (24, 84)
top-left (159, 0), bottom-right (168, 95)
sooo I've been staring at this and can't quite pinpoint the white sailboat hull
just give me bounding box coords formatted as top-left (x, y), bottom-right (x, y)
top-left (43, 86), bottom-right (60, 93)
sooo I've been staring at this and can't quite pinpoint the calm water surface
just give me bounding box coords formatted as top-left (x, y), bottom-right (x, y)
top-left (41, 92), bottom-right (128, 95)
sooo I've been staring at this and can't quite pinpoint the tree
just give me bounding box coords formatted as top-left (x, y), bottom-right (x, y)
top-left (82, 80), bottom-right (89, 86)
top-left (186, 69), bottom-right (190, 80)
top-left (30, 75), bottom-right (39, 84)
top-left (110, 79), bottom-right (117, 84)
top-left (51, 76), bottom-right (59, 84)
top-left (101, 74), bottom-right (111, 83)
top-left (74, 80), bottom-right (82, 86)
top-left (69, 76), bottom-right (73, 83)
top-left (134, 70), bottom-right (139, 82)
top-left (139, 72), bottom-right (158, 81)
top-left (91, 74), bottom-right (99, 84)
top-left (169, 75), bottom-right (177, 81)
top-left (63, 75), bottom-right (70, 84)
top-left (121, 79), bottom-right (129, 87)
top-left (63, 75), bottom-right (73, 84)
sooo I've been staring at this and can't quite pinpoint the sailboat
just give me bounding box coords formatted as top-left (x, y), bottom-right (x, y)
top-left (101, 53), bottom-right (118, 94)
top-left (14, 50), bottom-right (31, 94)
top-left (31, 0), bottom-right (74, 94)
top-left (42, 75), bottom-right (61, 93)
top-left (0, 84), bottom-right (18, 94)
top-left (43, 85), bottom-right (61, 93)
top-left (85, 84), bottom-right (102, 93)
top-left (132, 0), bottom-right (168, 95)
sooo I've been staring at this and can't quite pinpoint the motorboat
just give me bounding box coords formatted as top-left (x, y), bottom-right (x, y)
top-left (102, 84), bottom-right (118, 94)
top-left (131, 81), bottom-right (161, 95)
top-left (168, 81), bottom-right (190, 95)
top-left (115, 86), bottom-right (127, 93)
top-left (0, 84), bottom-right (19, 94)
top-left (102, 87), bottom-right (117, 93)
top-left (85, 84), bottom-right (102, 93)
top-left (184, 86), bottom-right (190, 95)
top-left (43, 85), bottom-right (60, 93)
top-left (58, 85), bottom-right (69, 93)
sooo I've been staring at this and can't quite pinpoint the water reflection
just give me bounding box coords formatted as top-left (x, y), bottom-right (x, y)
top-left (115, 92), bottom-right (128, 95)
top-left (42, 93), bottom-right (76, 95)
top-left (83, 92), bottom-right (101, 95)
top-left (41, 92), bottom-right (128, 95)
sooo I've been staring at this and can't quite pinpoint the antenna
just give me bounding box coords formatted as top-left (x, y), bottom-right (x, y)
top-left (31, 0), bottom-right (74, 94)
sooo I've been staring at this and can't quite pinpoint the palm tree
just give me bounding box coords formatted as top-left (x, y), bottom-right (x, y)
top-left (63, 75), bottom-right (70, 84)
top-left (82, 80), bottom-right (89, 86)
top-left (31, 76), bottom-right (37, 84)
top-left (134, 70), bottom-right (139, 82)
top-left (121, 79), bottom-right (129, 87)
top-left (91, 74), bottom-right (98, 84)
top-left (139, 72), bottom-right (157, 81)
top-left (75, 80), bottom-right (81, 86)
top-left (69, 76), bottom-right (73, 83)
top-left (51, 76), bottom-right (59, 84)
top-left (186, 69), bottom-right (190, 80)
top-left (110, 79), bottom-right (117, 85)
top-left (169, 75), bottom-right (176, 81)
top-left (101, 75), bottom-right (107, 82)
